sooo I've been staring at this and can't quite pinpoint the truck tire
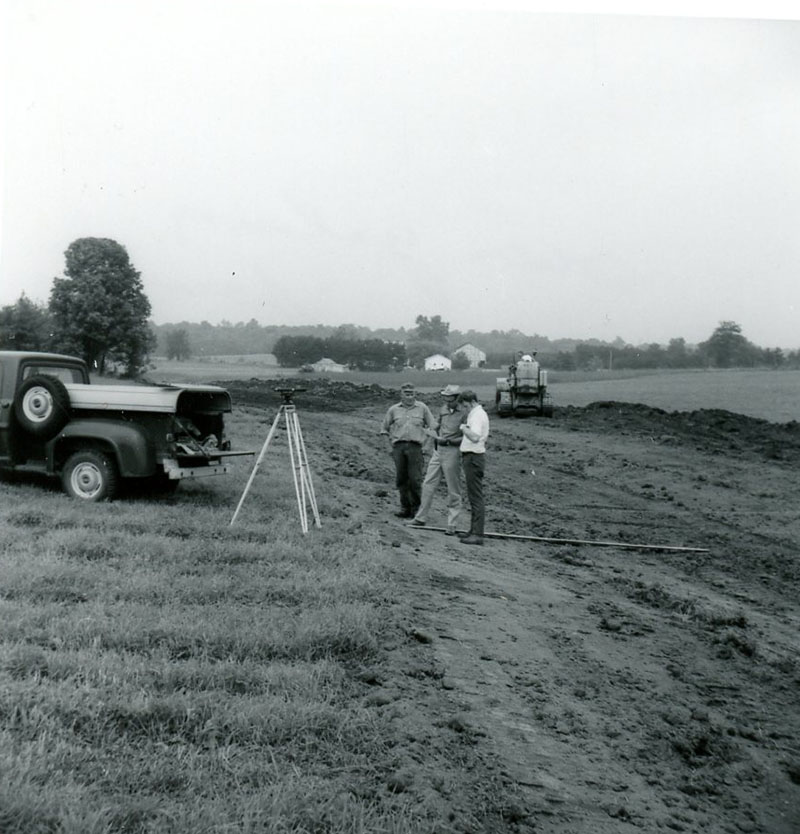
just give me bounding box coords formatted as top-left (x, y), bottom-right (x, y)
top-left (15, 375), bottom-right (71, 439)
top-left (62, 450), bottom-right (119, 501)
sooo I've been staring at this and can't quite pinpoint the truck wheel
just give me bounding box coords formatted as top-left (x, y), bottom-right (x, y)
top-left (62, 450), bottom-right (119, 501)
top-left (15, 375), bottom-right (71, 439)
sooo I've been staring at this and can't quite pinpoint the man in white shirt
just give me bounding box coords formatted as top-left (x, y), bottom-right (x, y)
top-left (457, 390), bottom-right (489, 545)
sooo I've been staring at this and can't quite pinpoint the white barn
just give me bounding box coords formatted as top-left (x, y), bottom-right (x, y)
top-left (424, 353), bottom-right (452, 371)
top-left (311, 357), bottom-right (347, 373)
top-left (452, 343), bottom-right (486, 368)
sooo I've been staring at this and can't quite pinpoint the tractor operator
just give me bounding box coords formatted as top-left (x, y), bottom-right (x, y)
top-left (380, 383), bottom-right (435, 519)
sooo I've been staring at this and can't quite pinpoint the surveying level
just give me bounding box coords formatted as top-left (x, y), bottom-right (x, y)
top-left (230, 387), bottom-right (321, 532)
top-left (276, 386), bottom-right (305, 402)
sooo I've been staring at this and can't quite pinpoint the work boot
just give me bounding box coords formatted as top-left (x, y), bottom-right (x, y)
top-left (445, 527), bottom-right (456, 536)
top-left (408, 518), bottom-right (426, 527)
top-left (460, 535), bottom-right (484, 546)
top-left (395, 509), bottom-right (413, 518)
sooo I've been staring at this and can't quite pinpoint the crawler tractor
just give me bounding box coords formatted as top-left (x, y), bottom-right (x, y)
top-left (495, 352), bottom-right (554, 418)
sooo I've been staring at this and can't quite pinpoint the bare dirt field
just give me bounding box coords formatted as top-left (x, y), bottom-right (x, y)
top-left (225, 378), bottom-right (799, 834)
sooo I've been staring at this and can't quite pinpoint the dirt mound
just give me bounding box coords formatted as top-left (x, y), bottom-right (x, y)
top-left (557, 401), bottom-right (800, 465)
top-left (219, 376), bottom-right (400, 412)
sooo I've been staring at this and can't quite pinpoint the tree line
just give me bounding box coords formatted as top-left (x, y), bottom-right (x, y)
top-left (150, 314), bottom-right (594, 363)
top-left (2, 237), bottom-right (799, 374)
top-left (271, 335), bottom-right (405, 370)
top-left (542, 325), bottom-right (790, 371)
top-left (193, 316), bottom-right (800, 372)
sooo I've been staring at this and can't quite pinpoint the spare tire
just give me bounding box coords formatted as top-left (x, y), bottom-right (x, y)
top-left (14, 375), bottom-right (71, 439)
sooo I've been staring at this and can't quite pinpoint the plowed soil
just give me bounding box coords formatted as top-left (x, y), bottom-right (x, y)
top-left (225, 378), bottom-right (800, 834)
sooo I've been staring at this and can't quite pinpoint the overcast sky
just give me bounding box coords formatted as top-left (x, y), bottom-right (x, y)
top-left (2, 1), bottom-right (799, 348)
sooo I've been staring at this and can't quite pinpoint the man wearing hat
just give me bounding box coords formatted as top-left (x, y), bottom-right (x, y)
top-left (409, 384), bottom-right (466, 535)
top-left (380, 383), bottom-right (435, 518)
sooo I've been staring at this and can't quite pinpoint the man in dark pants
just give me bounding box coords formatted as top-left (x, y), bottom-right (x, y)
top-left (380, 383), bottom-right (435, 518)
top-left (457, 389), bottom-right (489, 545)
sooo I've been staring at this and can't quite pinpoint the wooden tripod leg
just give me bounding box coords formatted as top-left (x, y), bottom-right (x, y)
top-left (293, 414), bottom-right (321, 528)
top-left (285, 408), bottom-right (308, 533)
top-left (230, 406), bottom-right (283, 525)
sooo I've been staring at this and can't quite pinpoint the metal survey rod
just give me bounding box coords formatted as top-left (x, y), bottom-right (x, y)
top-left (422, 527), bottom-right (709, 553)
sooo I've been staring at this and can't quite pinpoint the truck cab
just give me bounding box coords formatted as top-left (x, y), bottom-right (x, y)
top-left (0, 350), bottom-right (245, 501)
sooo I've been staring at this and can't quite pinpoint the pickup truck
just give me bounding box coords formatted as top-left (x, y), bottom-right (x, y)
top-left (0, 350), bottom-right (247, 501)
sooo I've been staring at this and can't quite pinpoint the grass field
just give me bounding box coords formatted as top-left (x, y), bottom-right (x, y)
top-left (148, 360), bottom-right (800, 424)
top-left (549, 368), bottom-right (800, 423)
top-left (0, 409), bottom-right (462, 832)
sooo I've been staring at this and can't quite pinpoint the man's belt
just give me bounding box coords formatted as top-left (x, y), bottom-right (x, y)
top-left (437, 439), bottom-right (461, 447)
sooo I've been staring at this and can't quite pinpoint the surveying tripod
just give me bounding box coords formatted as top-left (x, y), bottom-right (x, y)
top-left (230, 388), bottom-right (321, 532)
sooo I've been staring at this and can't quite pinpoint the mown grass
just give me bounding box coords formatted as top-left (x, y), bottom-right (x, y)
top-left (0, 417), bottom-right (461, 833)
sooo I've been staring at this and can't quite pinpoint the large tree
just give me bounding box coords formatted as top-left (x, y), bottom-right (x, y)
top-left (49, 238), bottom-right (155, 375)
top-left (414, 314), bottom-right (449, 343)
top-left (403, 314), bottom-right (450, 369)
top-left (698, 321), bottom-right (758, 368)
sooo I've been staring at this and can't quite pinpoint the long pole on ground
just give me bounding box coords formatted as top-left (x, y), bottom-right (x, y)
top-left (422, 526), bottom-right (709, 553)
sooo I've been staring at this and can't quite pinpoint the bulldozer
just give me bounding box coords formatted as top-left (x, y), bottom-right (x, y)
top-left (495, 352), bottom-right (554, 418)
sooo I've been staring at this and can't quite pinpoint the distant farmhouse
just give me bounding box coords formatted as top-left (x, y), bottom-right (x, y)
top-left (452, 343), bottom-right (486, 368)
top-left (424, 353), bottom-right (452, 371)
top-left (311, 357), bottom-right (347, 373)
